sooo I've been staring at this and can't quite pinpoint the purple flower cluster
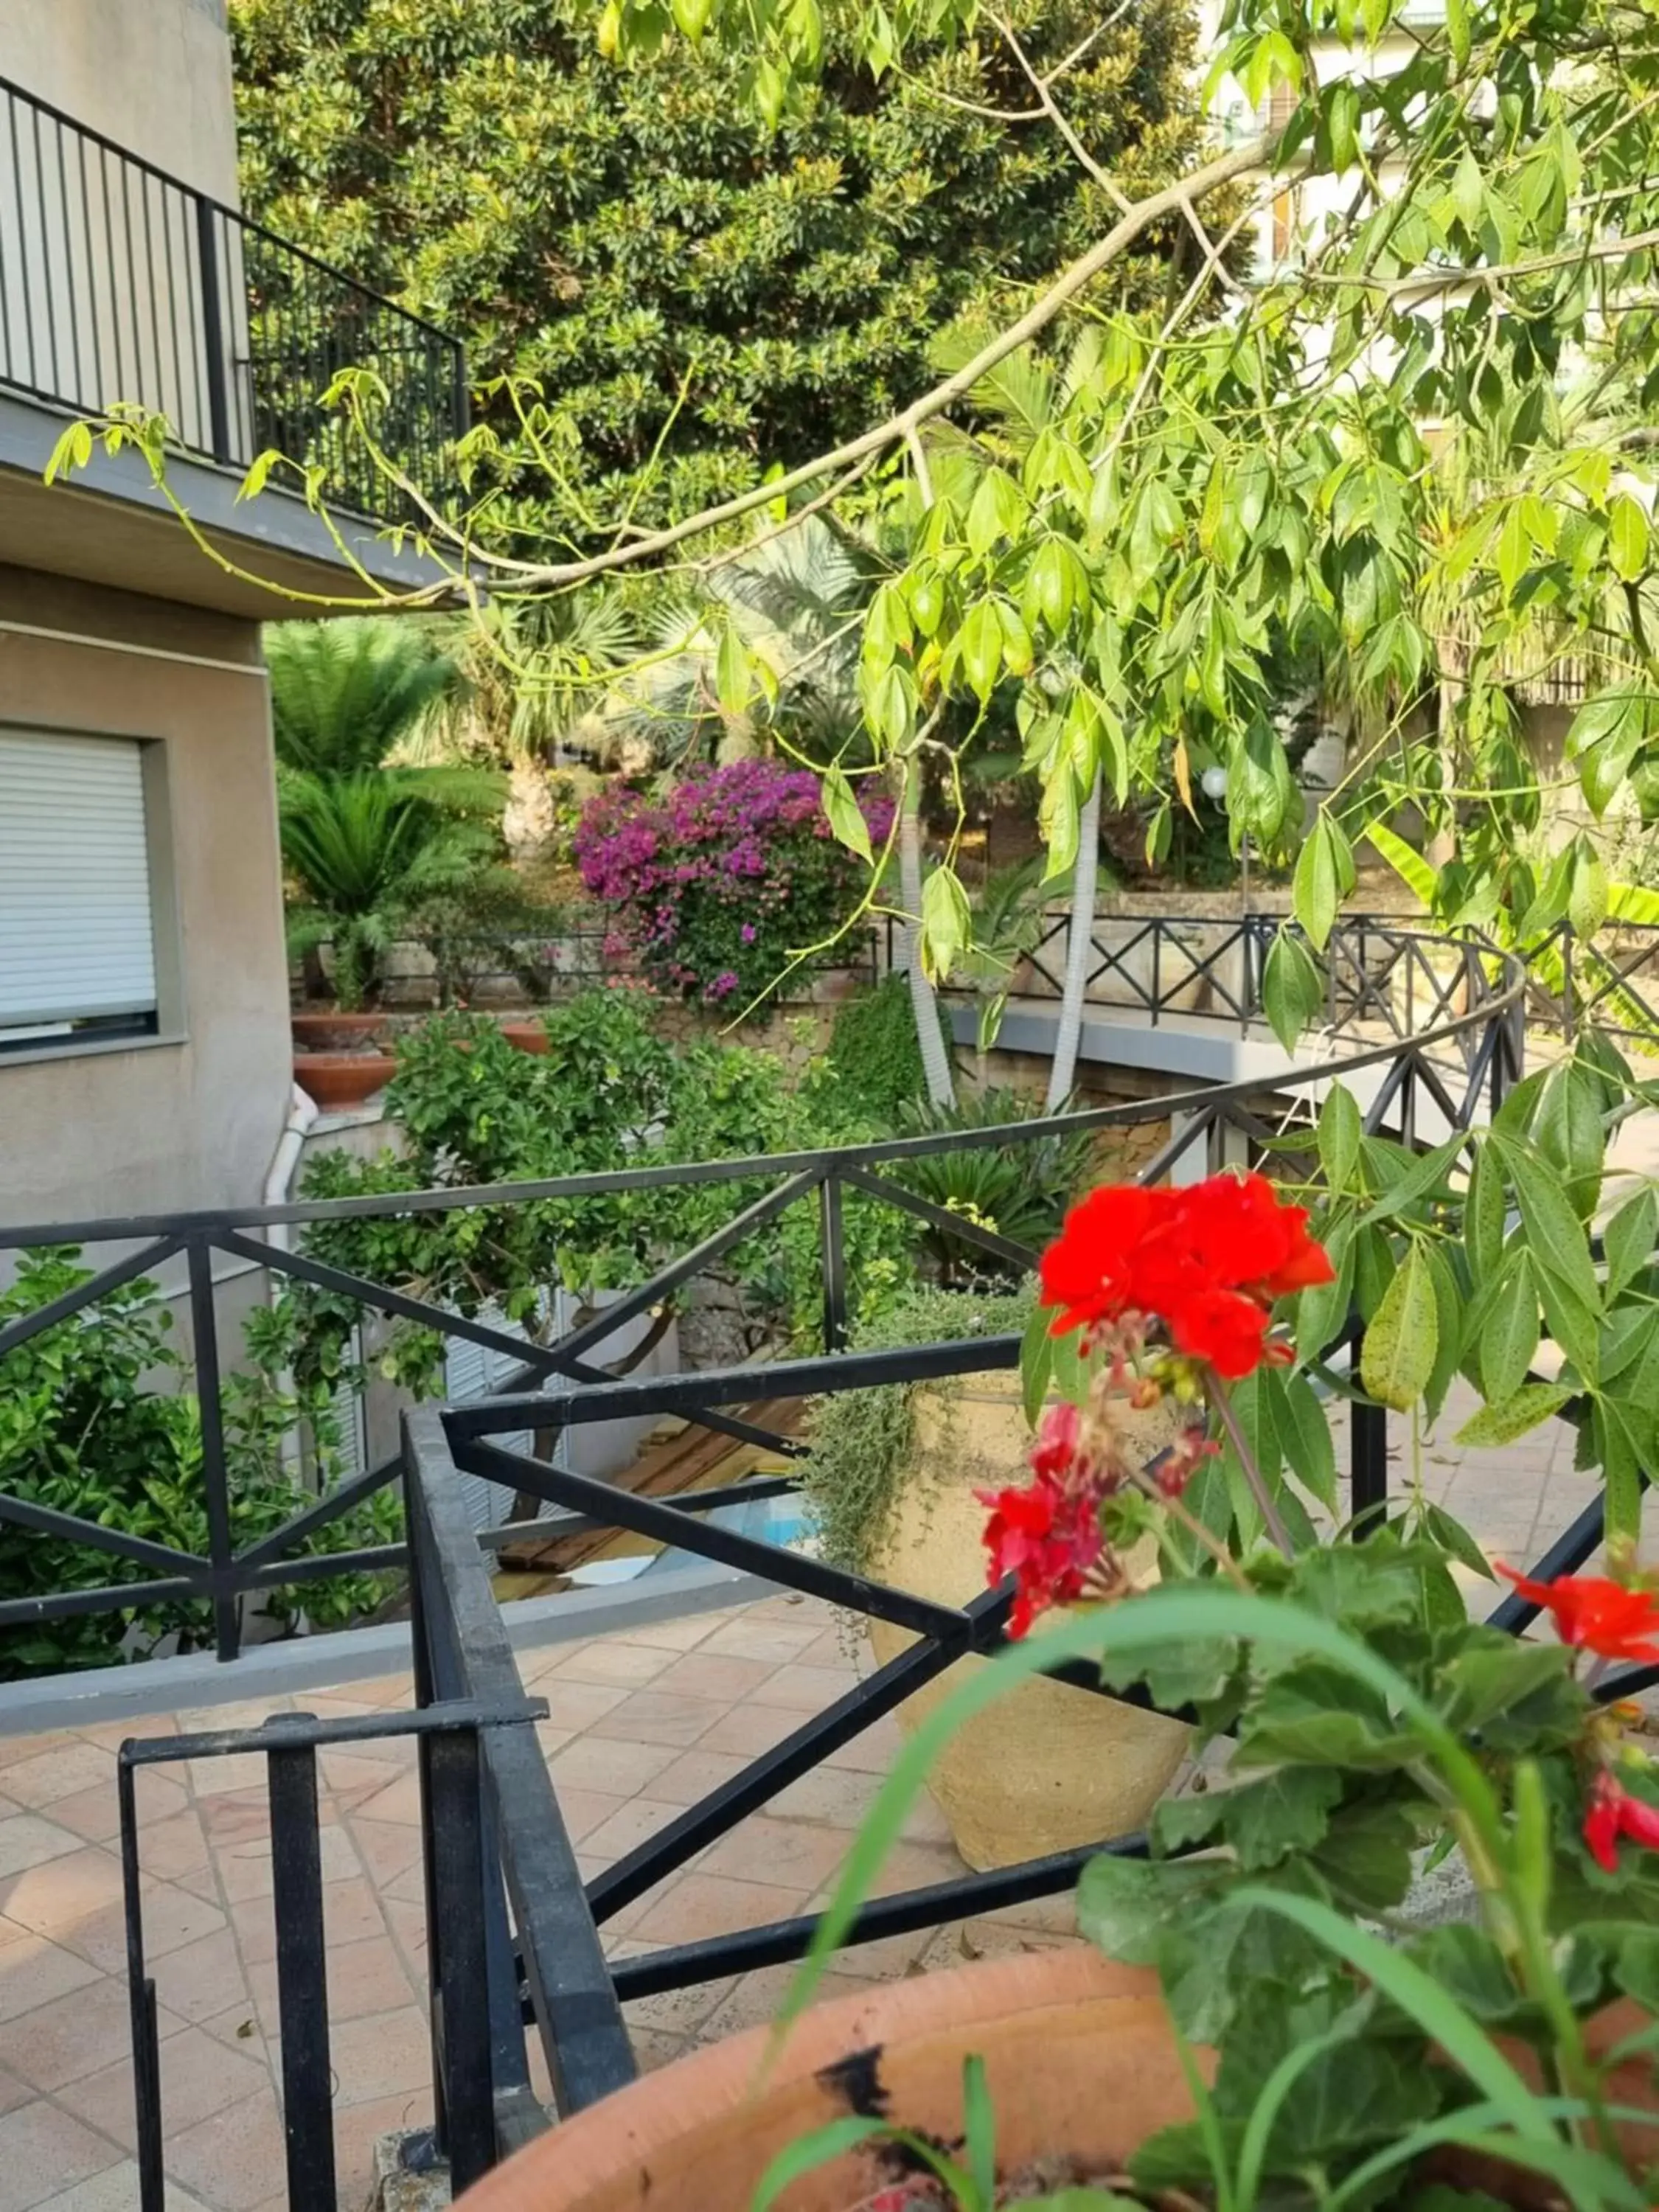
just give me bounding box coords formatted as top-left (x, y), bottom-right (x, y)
top-left (573, 761), bottom-right (893, 1003)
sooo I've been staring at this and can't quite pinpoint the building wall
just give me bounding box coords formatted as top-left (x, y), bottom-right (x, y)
top-left (0, 0), bottom-right (240, 204)
top-left (0, 565), bottom-right (291, 1228)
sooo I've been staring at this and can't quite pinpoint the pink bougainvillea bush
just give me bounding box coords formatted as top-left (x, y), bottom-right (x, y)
top-left (573, 761), bottom-right (894, 1004)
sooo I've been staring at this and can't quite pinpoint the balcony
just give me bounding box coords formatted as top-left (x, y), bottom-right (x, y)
top-left (0, 72), bottom-right (464, 571)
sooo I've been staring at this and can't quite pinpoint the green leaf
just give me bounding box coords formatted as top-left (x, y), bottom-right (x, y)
top-left (1604, 1186), bottom-right (1657, 1298)
top-left (1422, 1502), bottom-right (1496, 1581)
top-left (956, 598), bottom-right (1004, 703)
top-left (44, 420), bottom-right (94, 487)
top-left (1317, 1085), bottom-right (1362, 1192)
top-left (1364, 821), bottom-right (1435, 907)
top-left (1296, 1215), bottom-right (1354, 1366)
top-left (1493, 1133), bottom-right (1602, 1312)
top-left (1267, 1367), bottom-right (1338, 1512)
top-left (1454, 1382), bottom-right (1573, 1447)
top-left (962, 2055), bottom-right (995, 2212)
top-left (1152, 1766), bottom-right (1343, 1870)
top-left (1293, 815), bottom-right (1349, 951)
top-left (752, 2116), bottom-right (897, 2212)
top-left (1534, 1059), bottom-right (1605, 1220)
top-left (1610, 492), bottom-right (1649, 583)
top-left (1478, 1141), bottom-right (1513, 1283)
top-left (1262, 928), bottom-right (1324, 1052)
top-left (715, 622), bottom-right (751, 714)
top-left (1451, 146), bottom-right (1482, 230)
top-left (1020, 1301), bottom-right (1056, 1430)
top-left (1480, 1256), bottom-right (1540, 1402)
top-left (1310, 1800), bottom-right (1417, 1913)
top-left (919, 867), bottom-right (972, 981)
top-left (820, 766), bottom-right (874, 864)
top-left (1569, 837), bottom-right (1610, 943)
top-left (1076, 1854), bottom-right (1225, 1964)
top-left (1240, 1661), bottom-right (1416, 1769)
top-left (1360, 1241), bottom-right (1437, 1410)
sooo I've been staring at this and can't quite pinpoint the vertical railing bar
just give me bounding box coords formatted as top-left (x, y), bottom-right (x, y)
top-left (77, 129), bottom-right (101, 401)
top-left (118, 1753), bottom-right (167, 2212)
top-left (195, 197), bottom-right (232, 464)
top-left (0, 93), bottom-right (15, 374)
top-left (407, 1470), bottom-right (453, 2160)
top-left (161, 184), bottom-right (187, 441)
top-left (32, 103), bottom-right (58, 394)
top-left (185, 1236), bottom-right (240, 1661)
top-left (821, 1173), bottom-right (847, 1353)
top-left (52, 111), bottom-right (74, 400)
top-left (1351, 1397), bottom-right (1388, 1538)
top-left (13, 88), bottom-right (37, 382)
top-left (266, 1733), bottom-right (338, 2212)
top-left (139, 167), bottom-right (164, 414)
top-left (429, 1728), bottom-right (498, 2192)
top-left (118, 156), bottom-right (139, 409)
top-left (100, 139), bottom-right (125, 396)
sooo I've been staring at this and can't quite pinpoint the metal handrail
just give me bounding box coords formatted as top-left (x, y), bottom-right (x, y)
top-left (0, 72), bottom-right (465, 522)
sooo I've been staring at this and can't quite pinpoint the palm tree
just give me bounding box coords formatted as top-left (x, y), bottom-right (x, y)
top-left (267, 618), bottom-right (506, 1006)
top-left (265, 618), bottom-right (465, 773)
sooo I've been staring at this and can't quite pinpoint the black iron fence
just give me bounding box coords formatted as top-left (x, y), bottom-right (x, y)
top-left (1, 915), bottom-right (1526, 1671)
top-left (0, 74), bottom-right (465, 520)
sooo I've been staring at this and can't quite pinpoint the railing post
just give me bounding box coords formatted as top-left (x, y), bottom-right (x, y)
top-left (118, 1756), bottom-right (167, 2212)
top-left (1150, 922), bottom-right (1161, 1026)
top-left (266, 1727), bottom-right (338, 2212)
top-left (429, 1726), bottom-right (498, 2193)
top-left (195, 194), bottom-right (234, 464)
top-left (1352, 1396), bottom-right (1388, 1538)
top-left (821, 1175), bottom-right (848, 1353)
top-left (407, 1472), bottom-right (453, 2162)
top-left (186, 1237), bottom-right (240, 1662)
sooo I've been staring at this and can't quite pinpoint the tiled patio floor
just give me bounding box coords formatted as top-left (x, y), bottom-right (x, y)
top-left (0, 1384), bottom-right (1613, 2211)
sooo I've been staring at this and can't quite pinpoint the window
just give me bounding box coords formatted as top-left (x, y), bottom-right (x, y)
top-left (0, 728), bottom-right (169, 1053)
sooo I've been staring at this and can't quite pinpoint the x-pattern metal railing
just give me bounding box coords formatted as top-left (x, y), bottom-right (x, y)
top-left (0, 917), bottom-right (1528, 1672)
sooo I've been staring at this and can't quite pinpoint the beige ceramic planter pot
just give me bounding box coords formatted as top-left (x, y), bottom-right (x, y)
top-left (456, 1951), bottom-right (1198, 2212)
top-left (867, 1381), bottom-right (1192, 1871)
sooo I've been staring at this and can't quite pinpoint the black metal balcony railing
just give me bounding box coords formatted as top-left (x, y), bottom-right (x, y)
top-left (0, 75), bottom-right (465, 522)
top-left (70, 927), bottom-right (1649, 2208)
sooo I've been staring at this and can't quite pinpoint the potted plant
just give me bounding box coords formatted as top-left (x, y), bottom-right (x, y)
top-left (799, 1284), bottom-right (1194, 1870)
top-left (461, 1145), bottom-right (1659, 2212)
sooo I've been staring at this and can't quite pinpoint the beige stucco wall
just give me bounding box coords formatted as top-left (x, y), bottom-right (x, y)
top-left (0, 0), bottom-right (239, 204)
top-left (0, 565), bottom-right (291, 1228)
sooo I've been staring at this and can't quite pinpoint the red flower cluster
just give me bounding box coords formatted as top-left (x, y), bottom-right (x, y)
top-left (1039, 1173), bottom-right (1335, 1380)
top-left (1584, 1769), bottom-right (1659, 1871)
top-left (979, 1458), bottom-right (1107, 1639)
top-left (1498, 1565), bottom-right (1659, 1664)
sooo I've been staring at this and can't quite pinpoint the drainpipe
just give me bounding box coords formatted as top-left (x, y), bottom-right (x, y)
top-left (263, 1082), bottom-right (320, 1476)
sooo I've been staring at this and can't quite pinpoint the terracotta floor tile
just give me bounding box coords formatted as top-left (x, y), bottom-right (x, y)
top-left (529, 1679), bottom-right (630, 1731)
top-left (548, 1787), bottom-right (633, 1846)
top-left (161, 2087), bottom-right (288, 2212)
top-left (692, 1705), bottom-right (805, 1759)
top-left (317, 1748), bottom-right (400, 1805)
top-left (764, 1765), bottom-right (885, 1827)
top-left (321, 1876), bottom-right (391, 1948)
top-left (0, 1974), bottom-right (184, 2093)
top-left (57, 2021), bottom-right (270, 2150)
top-left (62, 1882), bottom-right (225, 1978)
top-left (0, 2101), bottom-right (122, 2212)
top-left (72, 1717), bottom-right (181, 1754)
top-left (0, 1745), bottom-right (115, 1815)
top-left (819, 1716), bottom-right (904, 1773)
top-left (0, 1930), bottom-right (102, 2027)
top-left (31, 2159), bottom-right (213, 2211)
top-left (0, 1846), bottom-right (125, 1938)
top-left (246, 1932), bottom-right (417, 2036)
top-left (577, 1798), bottom-right (688, 1865)
top-left (619, 1970), bottom-right (737, 2040)
top-left (131, 1812), bottom-right (212, 1891)
top-left (382, 1896), bottom-right (431, 1975)
top-left (349, 1770), bottom-right (424, 1829)
top-left (547, 1642), bottom-right (678, 1691)
top-left (627, 2025), bottom-right (692, 2073)
top-left (608, 1611), bottom-right (739, 1652)
top-left (324, 2005), bottom-right (433, 2107)
top-left (642, 1747), bottom-right (759, 1809)
top-left (344, 1815), bottom-right (424, 1886)
top-left (330, 2088), bottom-right (431, 2208)
top-left (655, 1652), bottom-right (778, 1704)
top-left (748, 1663), bottom-right (862, 1713)
top-left (341, 1674), bottom-right (415, 1709)
top-left (583, 1690), bottom-right (721, 1750)
top-left (150, 1927), bottom-right (249, 2026)
top-left (549, 1736), bottom-right (681, 1798)
top-left (699, 1619), bottom-right (823, 1664)
top-left (0, 2067), bottom-right (23, 2118)
top-left (697, 1961), bottom-right (877, 2042)
top-left (0, 1818), bottom-right (81, 1885)
top-left (0, 1736), bottom-right (75, 1773)
top-left (184, 1752), bottom-right (269, 1799)
top-left (627, 1871), bottom-right (807, 1947)
top-left (698, 1816), bottom-right (860, 1893)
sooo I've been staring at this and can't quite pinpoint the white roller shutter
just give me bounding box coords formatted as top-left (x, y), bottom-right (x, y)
top-left (0, 731), bottom-right (157, 1029)
top-left (445, 1311), bottom-right (536, 1535)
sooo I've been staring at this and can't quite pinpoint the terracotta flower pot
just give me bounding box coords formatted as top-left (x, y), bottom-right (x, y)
top-left (867, 1381), bottom-right (1192, 1870)
top-left (456, 1951), bottom-right (1200, 2212)
top-left (290, 1011), bottom-right (391, 1051)
top-left (292, 1051), bottom-right (397, 1110)
top-left (500, 1020), bottom-right (549, 1054)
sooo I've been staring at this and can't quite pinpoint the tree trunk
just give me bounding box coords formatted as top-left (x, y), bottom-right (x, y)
top-left (897, 767), bottom-right (956, 1111)
top-left (1045, 770), bottom-right (1102, 1114)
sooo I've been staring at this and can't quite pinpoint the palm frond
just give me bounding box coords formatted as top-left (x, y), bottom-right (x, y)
top-left (266, 618), bottom-right (465, 775)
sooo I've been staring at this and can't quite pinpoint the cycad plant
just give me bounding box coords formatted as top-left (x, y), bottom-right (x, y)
top-left (267, 619), bottom-right (509, 1008)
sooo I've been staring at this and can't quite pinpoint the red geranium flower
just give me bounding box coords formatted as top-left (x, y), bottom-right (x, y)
top-left (1167, 1283), bottom-right (1271, 1380)
top-left (1497, 1565), bottom-right (1659, 1663)
top-left (978, 1468), bottom-right (1105, 1638)
top-left (1584, 1770), bottom-right (1659, 1871)
top-left (1038, 1172), bottom-right (1333, 1378)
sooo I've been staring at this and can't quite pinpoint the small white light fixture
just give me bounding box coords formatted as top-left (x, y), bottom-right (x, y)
top-left (1200, 765), bottom-right (1229, 801)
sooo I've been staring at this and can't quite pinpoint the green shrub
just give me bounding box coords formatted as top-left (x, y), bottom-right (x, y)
top-left (809, 975), bottom-right (951, 1128)
top-left (0, 1252), bottom-right (399, 1680)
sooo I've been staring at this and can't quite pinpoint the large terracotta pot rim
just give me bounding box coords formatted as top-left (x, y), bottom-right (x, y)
top-left (457, 1951), bottom-right (1183, 2212)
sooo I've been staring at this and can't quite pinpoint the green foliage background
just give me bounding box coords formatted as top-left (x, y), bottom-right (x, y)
top-left (229, 0), bottom-right (1212, 540)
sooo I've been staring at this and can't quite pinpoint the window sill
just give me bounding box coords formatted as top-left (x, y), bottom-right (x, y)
top-left (0, 1028), bottom-right (186, 1071)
